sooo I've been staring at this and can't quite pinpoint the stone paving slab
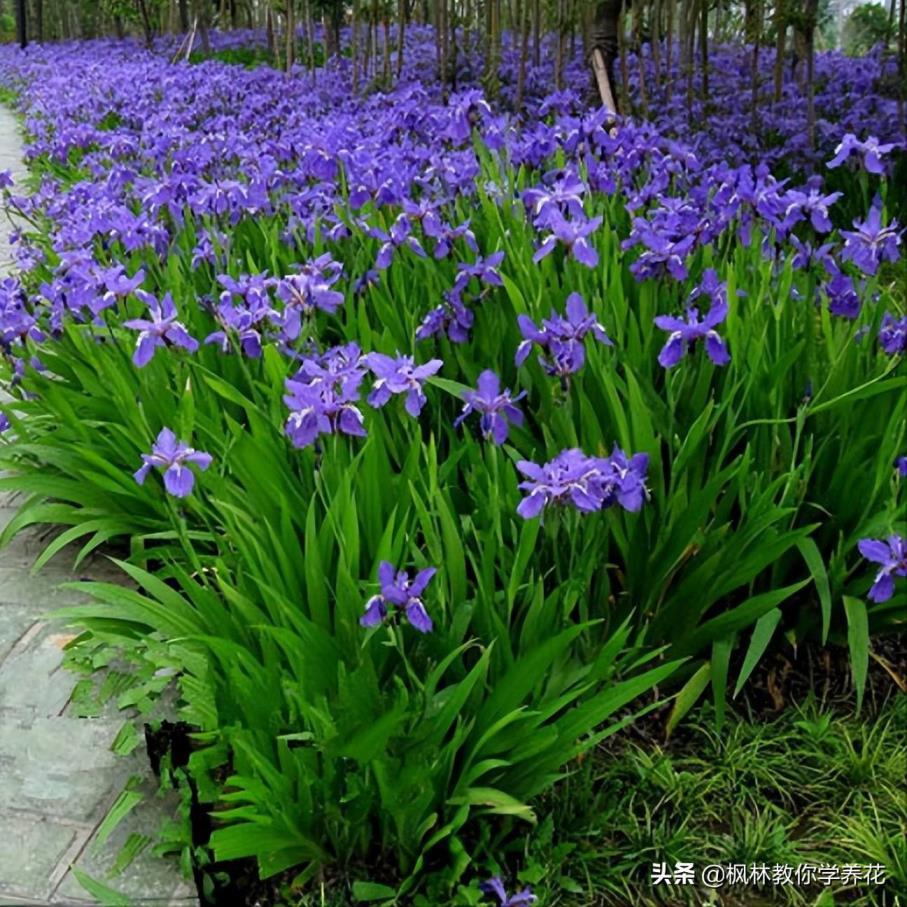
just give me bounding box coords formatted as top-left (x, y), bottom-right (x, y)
top-left (54, 782), bottom-right (198, 906)
top-left (0, 109), bottom-right (196, 906)
top-left (0, 555), bottom-right (198, 904)
top-left (0, 809), bottom-right (89, 903)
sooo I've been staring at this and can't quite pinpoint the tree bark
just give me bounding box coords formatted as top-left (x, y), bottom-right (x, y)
top-left (799, 0), bottom-right (820, 150)
top-left (554, 0), bottom-right (566, 90)
top-left (773, 0), bottom-right (786, 103)
top-left (285, 0), bottom-right (295, 71)
top-left (15, 0), bottom-right (26, 47)
top-left (699, 0), bottom-right (708, 104)
top-left (899, 0), bottom-right (906, 133)
top-left (589, 1), bottom-right (625, 110)
top-left (532, 0), bottom-right (540, 67)
top-left (136, 0), bottom-right (155, 47)
top-left (515, 0), bottom-right (530, 108)
top-left (396, 0), bottom-right (406, 79)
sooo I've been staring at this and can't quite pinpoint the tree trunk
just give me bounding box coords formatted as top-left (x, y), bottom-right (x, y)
top-left (773, 0), bottom-right (786, 103)
top-left (447, 0), bottom-right (458, 90)
top-left (589, 1), bottom-right (624, 110)
top-left (801, 0), bottom-right (819, 150)
top-left (136, 0), bottom-right (155, 47)
top-left (266, 2), bottom-right (276, 57)
top-left (699, 0), bottom-right (708, 104)
top-left (383, 16), bottom-right (391, 82)
top-left (651, 0), bottom-right (661, 90)
top-left (396, 0), bottom-right (406, 78)
top-left (515, 0), bottom-right (530, 108)
top-left (746, 0), bottom-right (762, 132)
top-left (15, 0), bottom-right (26, 47)
top-left (433, 0), bottom-right (442, 82)
top-left (665, 0), bottom-right (673, 102)
top-left (196, 0), bottom-right (210, 51)
top-left (532, 0), bottom-right (540, 67)
top-left (554, 0), bottom-right (565, 90)
top-left (898, 0), bottom-right (906, 133)
top-left (634, 0), bottom-right (648, 114)
top-left (352, 0), bottom-right (360, 89)
top-left (285, 0), bottom-right (295, 71)
top-left (304, 0), bottom-right (315, 84)
top-left (684, 0), bottom-right (695, 122)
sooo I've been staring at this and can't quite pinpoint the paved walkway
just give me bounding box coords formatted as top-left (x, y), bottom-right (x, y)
top-left (0, 107), bottom-right (197, 905)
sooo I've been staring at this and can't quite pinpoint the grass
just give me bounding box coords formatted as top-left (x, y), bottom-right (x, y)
top-left (454, 691), bottom-right (907, 907)
top-left (146, 685), bottom-right (903, 906)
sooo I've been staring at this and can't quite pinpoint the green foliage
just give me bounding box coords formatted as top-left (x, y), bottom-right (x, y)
top-left (842, 3), bottom-right (895, 56)
top-left (188, 42), bottom-right (335, 70)
top-left (0, 88), bottom-right (904, 899)
top-left (480, 696), bottom-right (907, 906)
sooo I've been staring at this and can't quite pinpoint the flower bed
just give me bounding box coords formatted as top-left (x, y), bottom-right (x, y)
top-left (0, 31), bottom-right (904, 903)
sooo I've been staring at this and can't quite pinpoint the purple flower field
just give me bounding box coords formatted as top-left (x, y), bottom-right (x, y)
top-left (0, 9), bottom-right (905, 904)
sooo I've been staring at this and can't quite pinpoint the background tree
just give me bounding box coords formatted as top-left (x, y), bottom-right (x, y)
top-left (842, 1), bottom-right (894, 53)
top-left (588, 0), bottom-right (625, 113)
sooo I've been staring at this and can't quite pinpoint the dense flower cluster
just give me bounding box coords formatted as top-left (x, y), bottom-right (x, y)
top-left (515, 292), bottom-right (612, 377)
top-left (283, 343), bottom-right (368, 447)
top-left (0, 23), bottom-right (904, 905)
top-left (516, 447), bottom-right (649, 519)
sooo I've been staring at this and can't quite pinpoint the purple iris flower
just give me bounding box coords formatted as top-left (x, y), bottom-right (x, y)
top-left (479, 876), bottom-right (537, 906)
top-left (823, 267), bottom-right (863, 319)
top-left (533, 212), bottom-right (602, 269)
top-left (284, 381), bottom-right (367, 448)
top-left (857, 535), bottom-right (907, 603)
top-left (445, 89), bottom-right (492, 143)
top-left (515, 292), bottom-right (612, 376)
top-left (370, 215), bottom-right (427, 270)
top-left (627, 229), bottom-right (696, 282)
top-left (97, 265), bottom-right (145, 312)
top-left (283, 343), bottom-right (368, 448)
top-left (204, 300), bottom-right (265, 358)
top-left (417, 293), bottom-right (475, 344)
top-left (365, 352), bottom-right (443, 417)
top-left (790, 236), bottom-right (835, 271)
top-left (423, 217), bottom-right (478, 260)
top-left (134, 428), bottom-right (212, 498)
top-left (360, 560), bottom-right (436, 633)
top-left (354, 269), bottom-right (381, 295)
top-left (275, 254), bottom-right (345, 339)
top-left (895, 457), bottom-right (907, 477)
top-left (878, 313), bottom-right (907, 355)
top-left (523, 170), bottom-right (587, 228)
top-left (839, 204), bottom-right (901, 276)
top-left (654, 296), bottom-right (730, 369)
top-left (123, 291), bottom-right (198, 367)
top-left (827, 134), bottom-right (898, 175)
top-left (515, 446), bottom-right (649, 519)
top-left (605, 446), bottom-right (651, 512)
top-left (453, 251), bottom-right (506, 295)
top-left (782, 186), bottom-right (842, 233)
top-left (454, 370), bottom-right (525, 444)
